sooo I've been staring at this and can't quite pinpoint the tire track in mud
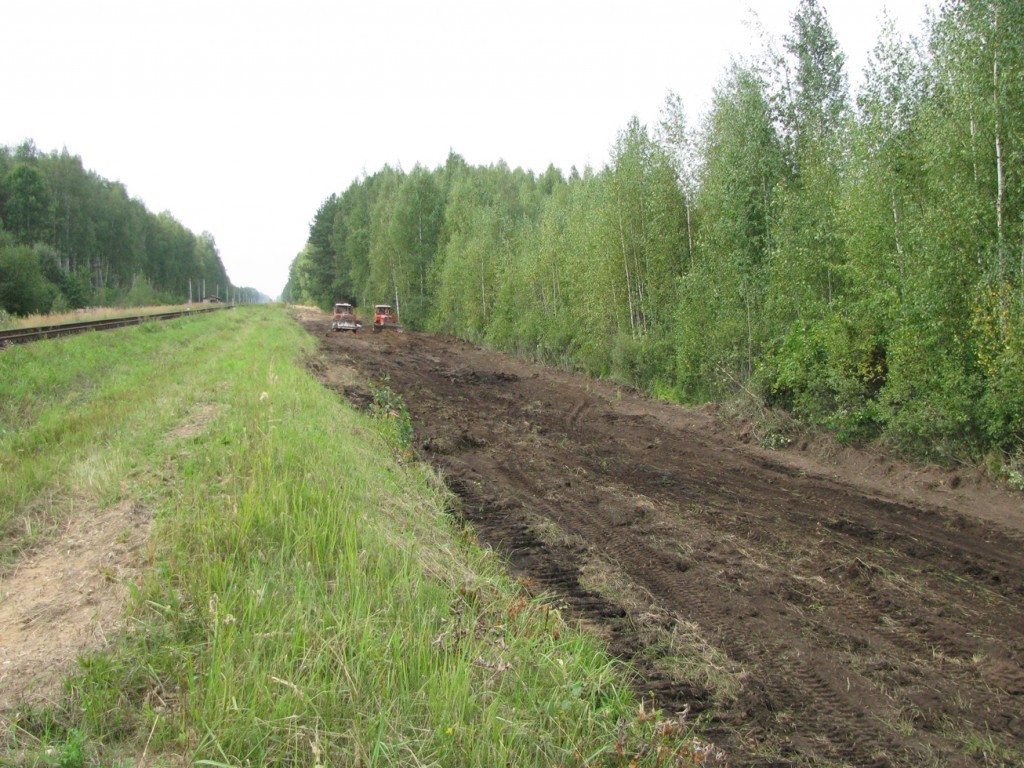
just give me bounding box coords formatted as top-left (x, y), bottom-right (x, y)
top-left (506, 377), bottom-right (1024, 760)
top-left (303, 319), bottom-right (1024, 767)
top-left (525, 466), bottom-right (907, 764)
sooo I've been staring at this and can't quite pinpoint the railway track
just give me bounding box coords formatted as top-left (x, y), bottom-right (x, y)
top-left (0, 306), bottom-right (231, 348)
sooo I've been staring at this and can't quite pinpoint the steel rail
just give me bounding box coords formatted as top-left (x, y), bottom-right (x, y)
top-left (0, 306), bottom-right (232, 348)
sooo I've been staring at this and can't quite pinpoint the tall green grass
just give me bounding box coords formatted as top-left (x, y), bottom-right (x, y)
top-left (2, 306), bottom-right (716, 766)
top-left (0, 312), bottom-right (241, 563)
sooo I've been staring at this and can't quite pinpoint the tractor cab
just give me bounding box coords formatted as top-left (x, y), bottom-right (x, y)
top-left (330, 303), bottom-right (361, 332)
top-left (372, 304), bottom-right (403, 332)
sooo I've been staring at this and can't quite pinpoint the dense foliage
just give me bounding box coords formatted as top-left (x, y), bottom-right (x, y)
top-left (286, 0), bottom-right (1023, 466)
top-left (0, 141), bottom-right (263, 315)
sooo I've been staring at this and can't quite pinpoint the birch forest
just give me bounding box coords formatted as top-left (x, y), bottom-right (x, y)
top-left (287, 0), bottom-right (1024, 464)
top-left (0, 143), bottom-right (263, 314)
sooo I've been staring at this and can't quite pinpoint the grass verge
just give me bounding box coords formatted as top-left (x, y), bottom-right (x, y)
top-left (1, 305), bottom-right (720, 767)
top-left (0, 304), bottom-right (202, 331)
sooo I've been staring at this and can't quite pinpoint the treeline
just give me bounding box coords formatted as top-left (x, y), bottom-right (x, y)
top-left (0, 141), bottom-right (263, 316)
top-left (286, 0), bottom-right (1023, 465)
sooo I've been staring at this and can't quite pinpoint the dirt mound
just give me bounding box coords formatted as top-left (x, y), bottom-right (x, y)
top-left (303, 314), bottom-right (1024, 767)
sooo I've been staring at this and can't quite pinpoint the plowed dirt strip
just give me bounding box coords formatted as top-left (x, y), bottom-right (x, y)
top-left (302, 315), bottom-right (1024, 768)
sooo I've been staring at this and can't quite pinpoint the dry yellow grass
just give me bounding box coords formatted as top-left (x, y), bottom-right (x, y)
top-left (1, 304), bottom-right (195, 330)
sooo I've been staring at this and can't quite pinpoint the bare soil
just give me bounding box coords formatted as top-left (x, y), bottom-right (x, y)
top-left (0, 500), bottom-right (153, 712)
top-left (0, 403), bottom-right (218, 716)
top-left (301, 312), bottom-right (1024, 768)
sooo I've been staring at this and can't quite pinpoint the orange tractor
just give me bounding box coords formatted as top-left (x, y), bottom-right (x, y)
top-left (331, 302), bottom-right (362, 332)
top-left (372, 304), bottom-right (403, 332)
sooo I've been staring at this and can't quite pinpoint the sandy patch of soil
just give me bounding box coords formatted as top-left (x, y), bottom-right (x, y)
top-left (0, 500), bottom-right (153, 711)
top-left (0, 400), bottom-right (223, 713)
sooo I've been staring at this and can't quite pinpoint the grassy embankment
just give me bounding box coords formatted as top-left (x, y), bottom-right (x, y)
top-left (0, 305), bottom-right (716, 766)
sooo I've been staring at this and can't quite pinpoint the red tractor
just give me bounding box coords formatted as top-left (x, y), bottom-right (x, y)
top-left (331, 303), bottom-right (362, 332)
top-left (372, 304), bottom-right (403, 332)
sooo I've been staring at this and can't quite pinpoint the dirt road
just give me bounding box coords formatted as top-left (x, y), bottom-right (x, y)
top-left (302, 315), bottom-right (1024, 767)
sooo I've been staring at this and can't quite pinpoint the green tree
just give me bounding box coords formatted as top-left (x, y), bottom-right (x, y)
top-left (388, 166), bottom-right (445, 326)
top-left (678, 64), bottom-right (786, 399)
top-left (655, 90), bottom-right (697, 267)
top-left (364, 167), bottom-right (405, 317)
top-left (330, 180), bottom-right (367, 305)
top-left (4, 163), bottom-right (50, 245)
top-left (824, 19), bottom-right (928, 440)
top-left (879, 0), bottom-right (1024, 454)
top-left (780, 0), bottom-right (850, 164)
top-left (0, 244), bottom-right (56, 315)
top-left (196, 232), bottom-right (229, 296)
top-left (615, 118), bottom-right (688, 333)
top-left (283, 246), bottom-right (316, 305)
top-left (431, 173), bottom-right (500, 339)
top-left (761, 0), bottom-right (851, 420)
top-left (305, 194), bottom-right (342, 308)
top-left (46, 149), bottom-right (96, 276)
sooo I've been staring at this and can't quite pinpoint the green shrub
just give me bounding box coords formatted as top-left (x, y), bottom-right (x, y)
top-left (0, 244), bottom-right (57, 315)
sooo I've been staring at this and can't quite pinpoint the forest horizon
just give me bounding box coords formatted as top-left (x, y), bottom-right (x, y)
top-left (285, 0), bottom-right (1024, 470)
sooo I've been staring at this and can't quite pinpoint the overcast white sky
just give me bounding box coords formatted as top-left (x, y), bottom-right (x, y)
top-left (4, 0), bottom-right (934, 299)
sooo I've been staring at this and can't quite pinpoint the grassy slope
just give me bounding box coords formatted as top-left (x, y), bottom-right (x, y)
top-left (1, 306), bottom-right (714, 767)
